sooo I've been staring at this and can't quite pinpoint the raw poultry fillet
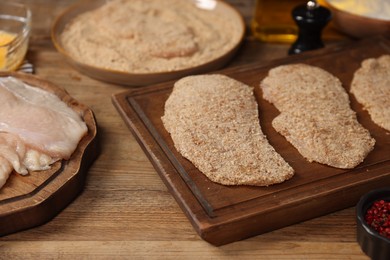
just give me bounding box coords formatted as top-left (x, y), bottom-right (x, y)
top-left (351, 55), bottom-right (390, 131)
top-left (260, 64), bottom-right (375, 169)
top-left (0, 77), bottom-right (88, 189)
top-left (161, 74), bottom-right (294, 186)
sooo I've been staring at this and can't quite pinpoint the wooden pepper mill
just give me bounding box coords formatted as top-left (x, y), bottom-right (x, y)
top-left (288, 0), bottom-right (332, 55)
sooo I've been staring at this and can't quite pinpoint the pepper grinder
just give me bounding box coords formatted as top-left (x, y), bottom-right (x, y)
top-left (288, 0), bottom-right (332, 55)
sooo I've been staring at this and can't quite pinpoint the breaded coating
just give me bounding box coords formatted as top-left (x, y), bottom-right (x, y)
top-left (162, 74), bottom-right (294, 186)
top-left (260, 64), bottom-right (375, 169)
top-left (351, 55), bottom-right (390, 131)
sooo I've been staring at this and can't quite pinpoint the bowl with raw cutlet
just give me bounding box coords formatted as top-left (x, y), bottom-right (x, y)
top-left (51, 0), bottom-right (245, 86)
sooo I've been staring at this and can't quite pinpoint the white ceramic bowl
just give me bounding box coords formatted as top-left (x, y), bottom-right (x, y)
top-left (323, 0), bottom-right (390, 38)
top-left (325, 0), bottom-right (390, 39)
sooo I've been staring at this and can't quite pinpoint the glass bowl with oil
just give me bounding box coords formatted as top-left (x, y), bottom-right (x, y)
top-left (0, 2), bottom-right (31, 71)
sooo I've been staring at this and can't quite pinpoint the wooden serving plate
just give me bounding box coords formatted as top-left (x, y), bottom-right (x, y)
top-left (0, 72), bottom-right (99, 236)
top-left (112, 37), bottom-right (390, 246)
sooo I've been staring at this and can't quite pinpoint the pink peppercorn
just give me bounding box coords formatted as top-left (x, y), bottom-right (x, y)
top-left (365, 199), bottom-right (390, 239)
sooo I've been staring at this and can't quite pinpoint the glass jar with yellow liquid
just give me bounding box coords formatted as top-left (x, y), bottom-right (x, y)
top-left (0, 2), bottom-right (31, 71)
top-left (251, 0), bottom-right (307, 43)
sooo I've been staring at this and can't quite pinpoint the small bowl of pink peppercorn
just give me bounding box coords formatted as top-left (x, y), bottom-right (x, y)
top-left (356, 187), bottom-right (390, 260)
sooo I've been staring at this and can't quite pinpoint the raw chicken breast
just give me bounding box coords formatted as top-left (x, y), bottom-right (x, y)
top-left (0, 77), bottom-right (88, 159)
top-left (0, 76), bottom-right (88, 189)
top-left (0, 132), bottom-right (27, 175)
top-left (0, 157), bottom-right (13, 189)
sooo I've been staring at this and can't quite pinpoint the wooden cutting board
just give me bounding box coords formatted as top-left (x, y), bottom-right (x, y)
top-left (0, 72), bottom-right (99, 236)
top-left (112, 37), bottom-right (390, 246)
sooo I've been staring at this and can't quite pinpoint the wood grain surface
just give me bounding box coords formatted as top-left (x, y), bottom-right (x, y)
top-left (0, 0), bottom-right (378, 259)
top-left (113, 37), bottom-right (390, 245)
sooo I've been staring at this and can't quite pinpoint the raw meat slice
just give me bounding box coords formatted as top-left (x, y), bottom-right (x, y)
top-left (0, 76), bottom-right (88, 189)
top-left (260, 64), bottom-right (375, 169)
top-left (162, 74), bottom-right (294, 186)
top-left (351, 55), bottom-right (390, 131)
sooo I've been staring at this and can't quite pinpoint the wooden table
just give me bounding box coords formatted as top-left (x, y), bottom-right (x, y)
top-left (1, 0), bottom-right (369, 258)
